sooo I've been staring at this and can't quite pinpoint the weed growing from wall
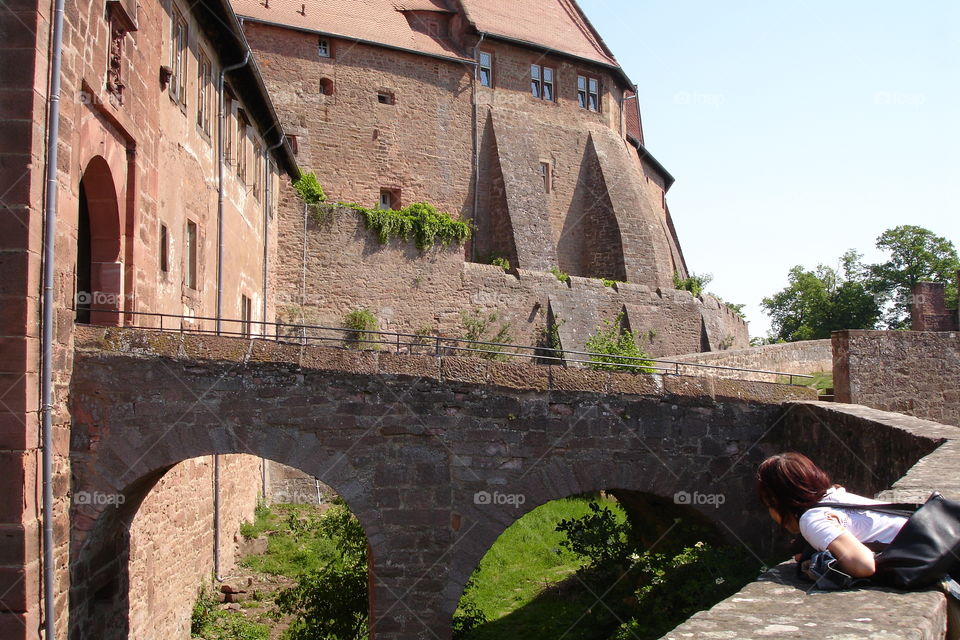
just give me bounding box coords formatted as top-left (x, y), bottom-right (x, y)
top-left (344, 201), bottom-right (471, 250)
top-left (673, 271), bottom-right (713, 298)
top-left (342, 308), bottom-right (379, 350)
top-left (549, 267), bottom-right (570, 284)
top-left (584, 312), bottom-right (654, 373)
top-left (461, 310), bottom-right (513, 360)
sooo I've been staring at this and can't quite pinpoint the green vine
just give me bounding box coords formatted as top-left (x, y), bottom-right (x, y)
top-left (293, 172), bottom-right (330, 225)
top-left (342, 202), bottom-right (471, 251)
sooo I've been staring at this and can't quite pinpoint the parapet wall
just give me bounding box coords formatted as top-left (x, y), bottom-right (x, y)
top-left (834, 330), bottom-right (960, 427)
top-left (671, 339), bottom-right (832, 382)
top-left (272, 207), bottom-right (748, 358)
top-left (666, 401), bottom-right (960, 638)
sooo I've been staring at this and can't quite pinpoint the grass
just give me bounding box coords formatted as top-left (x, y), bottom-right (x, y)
top-left (777, 370), bottom-right (833, 393)
top-left (191, 588), bottom-right (269, 640)
top-left (239, 504), bottom-right (342, 577)
top-left (461, 495), bottom-right (624, 639)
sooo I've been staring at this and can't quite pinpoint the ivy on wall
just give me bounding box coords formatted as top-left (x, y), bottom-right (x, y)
top-left (292, 172), bottom-right (470, 251)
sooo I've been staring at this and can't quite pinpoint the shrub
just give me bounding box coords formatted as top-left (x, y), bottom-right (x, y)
top-left (534, 318), bottom-right (564, 365)
top-left (584, 313), bottom-right (654, 373)
top-left (549, 267), bottom-right (570, 284)
top-left (342, 309), bottom-right (379, 350)
top-left (602, 278), bottom-right (623, 288)
top-left (460, 310), bottom-right (513, 360)
top-left (489, 255), bottom-right (511, 271)
top-left (348, 201), bottom-right (471, 250)
top-left (673, 271), bottom-right (713, 298)
top-left (274, 500), bottom-right (369, 640)
top-left (293, 172), bottom-right (330, 225)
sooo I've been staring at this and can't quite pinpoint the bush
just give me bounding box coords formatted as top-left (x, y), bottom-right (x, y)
top-left (293, 172), bottom-right (330, 225)
top-left (584, 313), bottom-right (654, 373)
top-left (274, 500), bottom-right (369, 640)
top-left (461, 310), bottom-right (513, 360)
top-left (342, 309), bottom-right (378, 350)
top-left (673, 271), bottom-right (713, 298)
top-left (549, 267), bottom-right (570, 284)
top-left (489, 255), bottom-right (511, 271)
top-left (350, 201), bottom-right (471, 250)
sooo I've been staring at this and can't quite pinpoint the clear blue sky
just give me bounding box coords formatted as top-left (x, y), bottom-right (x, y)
top-left (579, 0), bottom-right (960, 337)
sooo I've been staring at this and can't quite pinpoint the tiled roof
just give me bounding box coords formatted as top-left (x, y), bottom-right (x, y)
top-left (458, 0), bottom-right (618, 67)
top-left (232, 0), bottom-right (472, 61)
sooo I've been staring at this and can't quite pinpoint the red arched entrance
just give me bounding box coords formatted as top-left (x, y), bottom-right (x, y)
top-left (75, 156), bottom-right (123, 325)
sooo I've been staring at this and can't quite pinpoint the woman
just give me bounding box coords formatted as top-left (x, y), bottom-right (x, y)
top-left (756, 452), bottom-right (909, 578)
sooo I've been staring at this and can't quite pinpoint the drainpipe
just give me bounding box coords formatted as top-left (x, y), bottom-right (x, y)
top-left (216, 52), bottom-right (250, 335)
top-left (214, 52), bottom-right (250, 583)
top-left (40, 0), bottom-right (66, 634)
top-left (261, 138), bottom-right (283, 502)
top-left (470, 33), bottom-right (485, 261)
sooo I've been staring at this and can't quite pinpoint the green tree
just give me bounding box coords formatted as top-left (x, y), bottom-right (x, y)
top-left (868, 225), bottom-right (960, 329)
top-left (761, 250), bottom-right (880, 342)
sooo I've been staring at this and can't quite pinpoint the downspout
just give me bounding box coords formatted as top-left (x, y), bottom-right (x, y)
top-left (214, 51), bottom-right (250, 582)
top-left (470, 33), bottom-right (485, 261)
top-left (40, 0), bottom-right (67, 633)
top-left (261, 138), bottom-right (284, 502)
top-left (216, 52), bottom-right (250, 335)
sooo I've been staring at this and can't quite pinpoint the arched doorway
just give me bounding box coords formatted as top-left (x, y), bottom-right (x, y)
top-left (75, 156), bottom-right (123, 325)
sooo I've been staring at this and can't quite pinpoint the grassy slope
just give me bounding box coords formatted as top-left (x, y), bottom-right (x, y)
top-left (462, 495), bottom-right (624, 640)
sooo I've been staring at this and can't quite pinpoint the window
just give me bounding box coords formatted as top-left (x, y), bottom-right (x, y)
top-left (578, 75), bottom-right (600, 112)
top-left (240, 295), bottom-right (252, 337)
top-left (223, 95), bottom-right (233, 161)
top-left (185, 220), bottom-right (197, 289)
top-left (538, 162), bottom-right (552, 194)
top-left (170, 5), bottom-right (188, 105)
top-left (379, 189), bottom-right (398, 210)
top-left (237, 113), bottom-right (248, 183)
top-left (478, 51), bottom-right (492, 88)
top-left (531, 64), bottom-right (554, 101)
top-left (159, 223), bottom-right (169, 272)
top-left (252, 138), bottom-right (263, 201)
top-left (377, 91), bottom-right (395, 105)
top-left (197, 51), bottom-right (212, 135)
top-left (319, 77), bottom-right (334, 95)
top-left (318, 37), bottom-right (331, 57)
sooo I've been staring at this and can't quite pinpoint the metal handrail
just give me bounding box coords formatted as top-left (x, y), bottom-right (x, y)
top-left (78, 309), bottom-right (815, 383)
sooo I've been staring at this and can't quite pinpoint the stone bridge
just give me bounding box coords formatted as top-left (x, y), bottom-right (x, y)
top-left (67, 327), bottom-right (954, 639)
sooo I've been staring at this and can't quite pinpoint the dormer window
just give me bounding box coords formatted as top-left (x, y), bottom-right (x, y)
top-left (318, 37), bottom-right (331, 57)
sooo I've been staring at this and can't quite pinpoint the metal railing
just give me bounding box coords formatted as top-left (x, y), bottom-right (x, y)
top-left (79, 309), bottom-right (815, 384)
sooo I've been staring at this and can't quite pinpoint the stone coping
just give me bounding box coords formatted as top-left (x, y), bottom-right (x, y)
top-left (664, 401), bottom-right (960, 639)
top-left (73, 326), bottom-right (815, 404)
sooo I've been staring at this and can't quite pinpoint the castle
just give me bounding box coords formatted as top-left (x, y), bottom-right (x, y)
top-left (1, 0), bottom-right (745, 637)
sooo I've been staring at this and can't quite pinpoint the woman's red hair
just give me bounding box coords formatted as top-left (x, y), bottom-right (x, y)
top-left (756, 452), bottom-right (832, 521)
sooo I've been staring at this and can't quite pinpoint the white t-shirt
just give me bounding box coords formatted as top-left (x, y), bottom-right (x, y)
top-left (799, 486), bottom-right (908, 551)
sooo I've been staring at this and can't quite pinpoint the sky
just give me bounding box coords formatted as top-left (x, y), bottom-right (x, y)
top-left (579, 0), bottom-right (960, 337)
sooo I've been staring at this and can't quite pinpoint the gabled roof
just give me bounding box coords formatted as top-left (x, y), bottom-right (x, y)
top-left (457, 0), bottom-right (618, 67)
top-left (232, 0), bottom-right (473, 62)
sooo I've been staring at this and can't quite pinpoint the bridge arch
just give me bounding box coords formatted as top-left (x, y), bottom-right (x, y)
top-left (69, 427), bottom-right (379, 640)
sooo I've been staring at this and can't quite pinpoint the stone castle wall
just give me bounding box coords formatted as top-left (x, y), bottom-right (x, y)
top-left (272, 207), bottom-right (747, 357)
top-left (834, 330), bottom-right (960, 427)
top-left (126, 455), bottom-right (262, 638)
top-left (671, 339), bottom-right (832, 382)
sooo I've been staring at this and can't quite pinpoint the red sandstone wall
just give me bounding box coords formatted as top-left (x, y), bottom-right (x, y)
top-left (271, 207), bottom-right (746, 356)
top-left (672, 339), bottom-right (833, 382)
top-left (127, 455), bottom-right (262, 637)
top-left (834, 330), bottom-right (960, 427)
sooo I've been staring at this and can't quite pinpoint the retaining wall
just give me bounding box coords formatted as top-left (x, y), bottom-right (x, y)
top-left (671, 340), bottom-right (832, 382)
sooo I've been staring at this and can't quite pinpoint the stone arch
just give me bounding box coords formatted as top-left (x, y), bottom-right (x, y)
top-left (439, 456), bottom-right (733, 628)
top-left (68, 424), bottom-right (380, 640)
top-left (76, 155), bottom-right (124, 325)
